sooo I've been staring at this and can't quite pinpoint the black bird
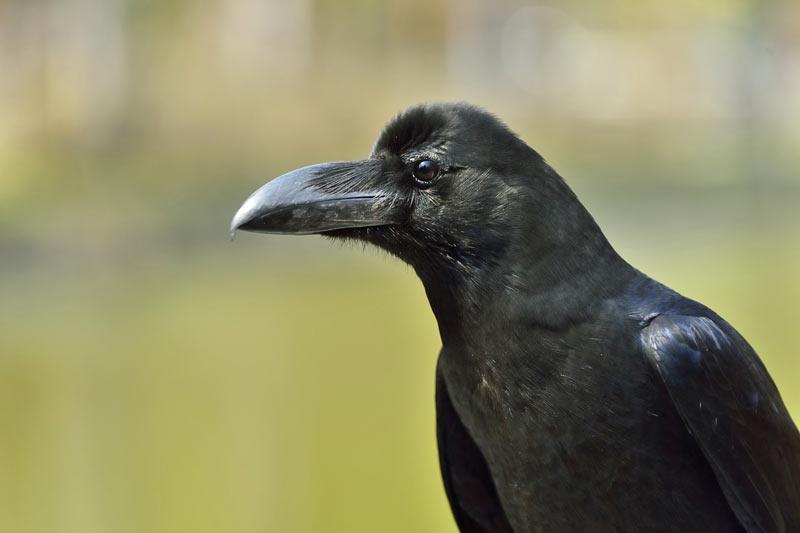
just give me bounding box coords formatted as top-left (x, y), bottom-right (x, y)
top-left (231, 103), bottom-right (800, 532)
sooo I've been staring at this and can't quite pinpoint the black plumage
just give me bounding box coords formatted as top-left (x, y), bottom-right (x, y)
top-left (232, 102), bottom-right (800, 532)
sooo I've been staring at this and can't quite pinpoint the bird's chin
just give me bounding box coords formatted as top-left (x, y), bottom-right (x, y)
top-left (319, 226), bottom-right (410, 262)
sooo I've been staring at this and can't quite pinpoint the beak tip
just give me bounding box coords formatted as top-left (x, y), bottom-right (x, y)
top-left (230, 197), bottom-right (259, 236)
top-left (230, 213), bottom-right (243, 233)
top-left (229, 215), bottom-right (244, 238)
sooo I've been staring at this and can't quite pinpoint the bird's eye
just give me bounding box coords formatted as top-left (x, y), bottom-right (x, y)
top-left (412, 159), bottom-right (440, 185)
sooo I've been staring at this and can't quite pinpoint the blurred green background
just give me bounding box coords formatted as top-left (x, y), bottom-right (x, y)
top-left (1, 1), bottom-right (799, 532)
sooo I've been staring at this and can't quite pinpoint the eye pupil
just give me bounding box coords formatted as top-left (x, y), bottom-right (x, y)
top-left (413, 160), bottom-right (440, 183)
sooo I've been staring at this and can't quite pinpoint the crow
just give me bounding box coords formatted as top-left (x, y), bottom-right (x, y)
top-left (231, 103), bottom-right (800, 532)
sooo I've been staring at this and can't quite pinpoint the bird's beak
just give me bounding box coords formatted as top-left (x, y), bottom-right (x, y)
top-left (231, 160), bottom-right (404, 236)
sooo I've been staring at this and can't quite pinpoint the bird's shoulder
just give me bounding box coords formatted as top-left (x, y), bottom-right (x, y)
top-left (635, 293), bottom-right (800, 532)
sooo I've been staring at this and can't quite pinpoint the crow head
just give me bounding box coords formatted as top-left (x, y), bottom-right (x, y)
top-left (232, 103), bottom-right (613, 334)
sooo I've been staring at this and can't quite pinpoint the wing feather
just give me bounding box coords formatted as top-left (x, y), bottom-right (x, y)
top-left (642, 315), bottom-right (800, 532)
top-left (436, 363), bottom-right (513, 533)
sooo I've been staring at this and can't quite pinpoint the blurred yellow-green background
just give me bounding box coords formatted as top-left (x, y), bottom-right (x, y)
top-left (1, 1), bottom-right (799, 532)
